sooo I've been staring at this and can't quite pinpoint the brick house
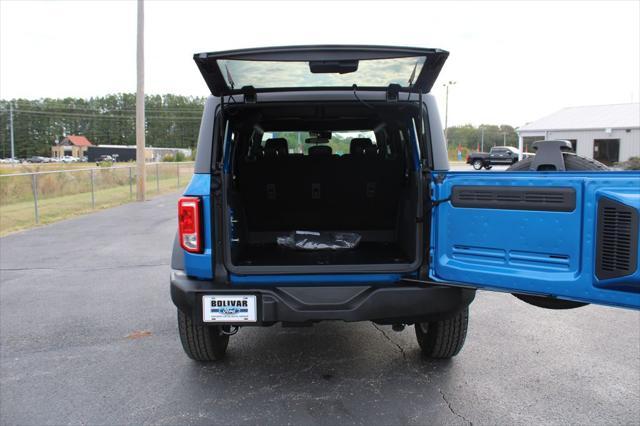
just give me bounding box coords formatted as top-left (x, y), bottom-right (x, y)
top-left (51, 135), bottom-right (94, 159)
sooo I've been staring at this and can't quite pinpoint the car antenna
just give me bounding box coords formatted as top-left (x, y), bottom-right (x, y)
top-left (352, 84), bottom-right (375, 110)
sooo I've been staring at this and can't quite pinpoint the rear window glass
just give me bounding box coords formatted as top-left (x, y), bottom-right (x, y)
top-left (261, 131), bottom-right (376, 156)
top-left (218, 57), bottom-right (426, 89)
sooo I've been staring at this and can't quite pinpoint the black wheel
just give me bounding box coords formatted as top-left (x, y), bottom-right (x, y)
top-left (507, 153), bottom-right (609, 171)
top-left (507, 152), bottom-right (607, 309)
top-left (177, 309), bottom-right (229, 361)
top-left (472, 159), bottom-right (483, 170)
top-left (415, 307), bottom-right (469, 359)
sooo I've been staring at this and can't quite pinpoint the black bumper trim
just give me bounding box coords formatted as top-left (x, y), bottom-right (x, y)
top-left (170, 270), bottom-right (475, 325)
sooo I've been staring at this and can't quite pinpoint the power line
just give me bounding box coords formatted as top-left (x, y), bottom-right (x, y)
top-left (0, 101), bottom-right (204, 112)
top-left (3, 107), bottom-right (203, 113)
top-left (10, 110), bottom-right (202, 121)
top-left (0, 107), bottom-right (203, 115)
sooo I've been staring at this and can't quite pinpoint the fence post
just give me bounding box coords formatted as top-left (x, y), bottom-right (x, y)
top-left (90, 169), bottom-right (95, 208)
top-left (129, 166), bottom-right (133, 199)
top-left (177, 162), bottom-right (180, 188)
top-left (156, 163), bottom-right (160, 193)
top-left (31, 173), bottom-right (39, 224)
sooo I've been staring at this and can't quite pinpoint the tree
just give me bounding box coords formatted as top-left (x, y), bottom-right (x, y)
top-left (0, 94), bottom-right (205, 157)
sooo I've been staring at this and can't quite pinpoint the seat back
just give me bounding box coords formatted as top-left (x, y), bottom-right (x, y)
top-left (308, 145), bottom-right (332, 156)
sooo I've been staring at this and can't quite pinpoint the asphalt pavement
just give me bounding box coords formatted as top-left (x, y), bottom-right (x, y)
top-left (1, 191), bottom-right (639, 425)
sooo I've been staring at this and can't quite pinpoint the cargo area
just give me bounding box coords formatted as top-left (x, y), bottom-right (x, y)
top-left (222, 102), bottom-right (424, 273)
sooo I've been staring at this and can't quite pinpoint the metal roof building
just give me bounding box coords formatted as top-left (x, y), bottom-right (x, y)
top-left (517, 103), bottom-right (640, 165)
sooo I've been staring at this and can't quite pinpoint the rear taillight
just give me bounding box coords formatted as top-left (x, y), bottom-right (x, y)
top-left (178, 197), bottom-right (202, 253)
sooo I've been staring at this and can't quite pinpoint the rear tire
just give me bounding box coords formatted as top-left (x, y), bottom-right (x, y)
top-left (507, 153), bottom-right (609, 171)
top-left (472, 159), bottom-right (483, 170)
top-left (415, 307), bottom-right (469, 359)
top-left (177, 309), bottom-right (229, 361)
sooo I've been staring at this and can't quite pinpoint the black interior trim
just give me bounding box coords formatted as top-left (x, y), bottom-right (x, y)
top-left (451, 186), bottom-right (576, 212)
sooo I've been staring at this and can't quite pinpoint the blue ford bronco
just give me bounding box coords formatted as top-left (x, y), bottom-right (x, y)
top-left (170, 45), bottom-right (640, 361)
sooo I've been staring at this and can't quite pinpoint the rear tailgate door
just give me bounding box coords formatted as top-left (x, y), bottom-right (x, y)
top-left (429, 171), bottom-right (640, 309)
top-left (193, 45), bottom-right (448, 96)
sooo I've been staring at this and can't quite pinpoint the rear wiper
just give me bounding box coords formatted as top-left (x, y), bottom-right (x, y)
top-left (224, 64), bottom-right (237, 103)
top-left (408, 60), bottom-right (418, 87)
top-left (225, 64), bottom-right (235, 90)
top-left (407, 60), bottom-right (418, 100)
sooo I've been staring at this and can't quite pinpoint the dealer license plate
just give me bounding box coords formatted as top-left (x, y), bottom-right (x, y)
top-left (202, 295), bottom-right (257, 322)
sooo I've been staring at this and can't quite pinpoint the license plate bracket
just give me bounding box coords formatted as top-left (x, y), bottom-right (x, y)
top-left (202, 295), bottom-right (257, 323)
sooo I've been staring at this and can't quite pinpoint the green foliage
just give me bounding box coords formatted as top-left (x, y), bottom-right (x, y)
top-left (618, 156), bottom-right (640, 170)
top-left (0, 94), bottom-right (205, 158)
top-left (162, 151), bottom-right (187, 162)
top-left (446, 124), bottom-right (519, 154)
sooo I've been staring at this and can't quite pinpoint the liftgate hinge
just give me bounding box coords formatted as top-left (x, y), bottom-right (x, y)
top-left (431, 196), bottom-right (452, 207)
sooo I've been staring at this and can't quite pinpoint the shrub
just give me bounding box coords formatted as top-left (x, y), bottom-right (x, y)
top-left (617, 156), bottom-right (640, 170)
top-left (162, 151), bottom-right (187, 162)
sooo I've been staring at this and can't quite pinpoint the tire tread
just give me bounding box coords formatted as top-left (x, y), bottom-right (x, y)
top-left (415, 308), bottom-right (469, 359)
top-left (177, 310), bottom-right (229, 362)
top-left (507, 153), bottom-right (609, 171)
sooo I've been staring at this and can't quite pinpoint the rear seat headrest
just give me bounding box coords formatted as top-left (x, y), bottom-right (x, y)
top-left (308, 145), bottom-right (332, 156)
top-left (350, 138), bottom-right (373, 156)
top-left (364, 145), bottom-right (378, 157)
top-left (264, 138), bottom-right (289, 158)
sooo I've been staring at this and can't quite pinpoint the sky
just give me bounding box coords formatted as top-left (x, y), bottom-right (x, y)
top-left (1, 0), bottom-right (639, 127)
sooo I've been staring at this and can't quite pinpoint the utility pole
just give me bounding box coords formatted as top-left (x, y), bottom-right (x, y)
top-left (9, 102), bottom-right (15, 159)
top-left (503, 132), bottom-right (507, 146)
top-left (136, 0), bottom-right (146, 201)
top-left (480, 126), bottom-right (485, 152)
top-left (442, 81), bottom-right (456, 136)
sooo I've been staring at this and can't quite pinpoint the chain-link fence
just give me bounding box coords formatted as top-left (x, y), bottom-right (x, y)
top-left (0, 162), bottom-right (194, 235)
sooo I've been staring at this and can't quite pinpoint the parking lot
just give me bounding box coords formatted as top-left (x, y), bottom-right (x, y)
top-left (0, 192), bottom-right (638, 425)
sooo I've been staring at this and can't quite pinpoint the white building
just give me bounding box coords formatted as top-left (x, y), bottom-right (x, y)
top-left (517, 103), bottom-right (639, 165)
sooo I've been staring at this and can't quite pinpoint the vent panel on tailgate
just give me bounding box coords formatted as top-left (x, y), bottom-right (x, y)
top-left (451, 186), bottom-right (576, 212)
top-left (596, 197), bottom-right (639, 280)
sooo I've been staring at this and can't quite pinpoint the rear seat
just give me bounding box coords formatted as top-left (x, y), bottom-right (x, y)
top-left (239, 137), bottom-right (403, 231)
top-left (238, 138), bottom-right (290, 230)
top-left (308, 145), bottom-right (332, 156)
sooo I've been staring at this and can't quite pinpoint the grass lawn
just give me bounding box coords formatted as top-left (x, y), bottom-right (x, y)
top-left (0, 164), bottom-right (193, 236)
top-left (0, 162), bottom-right (112, 175)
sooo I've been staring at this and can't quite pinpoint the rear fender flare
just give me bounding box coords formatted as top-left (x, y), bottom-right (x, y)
top-left (171, 233), bottom-right (185, 271)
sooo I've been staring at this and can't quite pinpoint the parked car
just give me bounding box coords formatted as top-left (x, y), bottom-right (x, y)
top-left (0, 158), bottom-right (20, 164)
top-left (171, 45), bottom-right (640, 362)
top-left (96, 155), bottom-right (115, 165)
top-left (61, 155), bottom-right (79, 163)
top-left (28, 156), bottom-right (47, 163)
top-left (466, 146), bottom-right (523, 170)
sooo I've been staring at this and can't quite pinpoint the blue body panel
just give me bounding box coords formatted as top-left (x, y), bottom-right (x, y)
top-left (430, 171), bottom-right (640, 309)
top-left (182, 173), bottom-right (213, 279)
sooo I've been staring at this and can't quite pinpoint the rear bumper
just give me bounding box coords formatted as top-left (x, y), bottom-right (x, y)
top-left (170, 269), bottom-right (475, 325)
